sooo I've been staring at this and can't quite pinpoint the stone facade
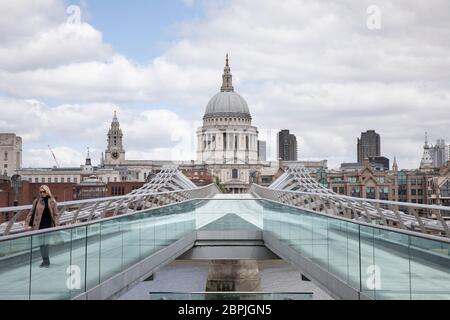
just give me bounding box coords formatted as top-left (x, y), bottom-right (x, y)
top-left (0, 133), bottom-right (22, 177)
top-left (104, 111), bottom-right (126, 165)
top-left (8, 56), bottom-right (328, 197)
top-left (195, 55), bottom-right (259, 193)
top-left (326, 158), bottom-right (450, 208)
top-left (428, 162), bottom-right (450, 206)
top-left (205, 260), bottom-right (261, 292)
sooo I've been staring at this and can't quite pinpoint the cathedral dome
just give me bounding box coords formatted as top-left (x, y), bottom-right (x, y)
top-left (204, 91), bottom-right (250, 119)
top-left (203, 54), bottom-right (251, 121)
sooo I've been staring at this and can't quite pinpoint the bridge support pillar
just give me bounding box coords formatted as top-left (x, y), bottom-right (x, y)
top-left (205, 260), bottom-right (261, 292)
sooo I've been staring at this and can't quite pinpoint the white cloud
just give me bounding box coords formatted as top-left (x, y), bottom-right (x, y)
top-left (0, 55), bottom-right (215, 106)
top-left (25, 146), bottom-right (85, 168)
top-left (1, 0), bottom-right (450, 169)
top-left (0, 23), bottom-right (113, 72)
top-left (0, 97), bottom-right (194, 167)
top-left (0, 0), bottom-right (65, 44)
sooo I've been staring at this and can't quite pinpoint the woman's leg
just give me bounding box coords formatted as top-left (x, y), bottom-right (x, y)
top-left (40, 244), bottom-right (50, 265)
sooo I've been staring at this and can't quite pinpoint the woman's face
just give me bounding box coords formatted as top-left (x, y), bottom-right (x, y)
top-left (40, 189), bottom-right (47, 198)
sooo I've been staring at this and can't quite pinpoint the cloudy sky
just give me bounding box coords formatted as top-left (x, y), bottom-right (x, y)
top-left (0, 0), bottom-right (449, 169)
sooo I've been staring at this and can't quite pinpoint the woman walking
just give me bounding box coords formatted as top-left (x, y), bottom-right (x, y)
top-left (26, 185), bottom-right (59, 268)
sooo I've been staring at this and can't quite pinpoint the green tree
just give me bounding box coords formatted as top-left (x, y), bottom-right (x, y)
top-left (215, 176), bottom-right (226, 193)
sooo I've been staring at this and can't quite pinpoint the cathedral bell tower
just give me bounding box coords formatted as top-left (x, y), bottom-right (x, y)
top-left (104, 111), bottom-right (125, 165)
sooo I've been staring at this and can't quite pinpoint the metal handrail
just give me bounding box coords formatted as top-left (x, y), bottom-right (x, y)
top-left (0, 183), bottom-right (219, 237)
top-left (250, 183), bottom-right (450, 238)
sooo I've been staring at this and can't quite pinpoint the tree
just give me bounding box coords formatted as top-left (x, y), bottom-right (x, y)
top-left (215, 176), bottom-right (226, 193)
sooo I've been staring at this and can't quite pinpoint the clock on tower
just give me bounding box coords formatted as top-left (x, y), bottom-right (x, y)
top-left (104, 111), bottom-right (125, 165)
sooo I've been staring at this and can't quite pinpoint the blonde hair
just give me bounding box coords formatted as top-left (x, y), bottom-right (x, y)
top-left (39, 185), bottom-right (54, 199)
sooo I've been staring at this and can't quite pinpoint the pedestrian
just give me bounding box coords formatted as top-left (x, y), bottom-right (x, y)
top-left (26, 185), bottom-right (59, 268)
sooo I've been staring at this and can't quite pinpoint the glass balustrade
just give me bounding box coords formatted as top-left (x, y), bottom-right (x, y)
top-left (0, 198), bottom-right (448, 300)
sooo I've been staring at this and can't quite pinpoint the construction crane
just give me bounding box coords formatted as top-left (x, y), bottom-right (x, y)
top-left (47, 145), bottom-right (60, 168)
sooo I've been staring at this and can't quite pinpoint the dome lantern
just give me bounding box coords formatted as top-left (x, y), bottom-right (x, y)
top-left (203, 55), bottom-right (251, 121)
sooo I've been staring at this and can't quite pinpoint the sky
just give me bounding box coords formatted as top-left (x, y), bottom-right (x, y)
top-left (0, 0), bottom-right (449, 169)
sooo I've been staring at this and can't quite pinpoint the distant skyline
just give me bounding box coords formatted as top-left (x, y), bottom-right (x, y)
top-left (1, 0), bottom-right (449, 169)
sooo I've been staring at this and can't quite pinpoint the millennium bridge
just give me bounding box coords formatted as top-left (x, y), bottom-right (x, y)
top-left (0, 165), bottom-right (449, 300)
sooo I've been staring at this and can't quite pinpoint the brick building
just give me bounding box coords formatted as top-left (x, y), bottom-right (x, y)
top-left (325, 159), bottom-right (450, 208)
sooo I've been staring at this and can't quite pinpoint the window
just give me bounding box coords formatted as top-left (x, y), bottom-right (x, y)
top-left (74, 177), bottom-right (78, 183)
top-left (379, 187), bottom-right (389, 200)
top-left (232, 169), bottom-right (238, 179)
top-left (366, 187), bottom-right (376, 199)
top-left (112, 186), bottom-right (125, 196)
top-left (223, 133), bottom-right (227, 150)
top-left (55, 178), bottom-right (58, 183)
top-left (351, 186), bottom-right (361, 197)
top-left (41, 178), bottom-right (45, 183)
top-left (4, 152), bottom-right (7, 161)
top-left (48, 178), bottom-right (51, 183)
top-left (61, 178), bottom-right (65, 183)
top-left (348, 177), bottom-right (357, 183)
top-left (441, 181), bottom-right (450, 197)
top-left (411, 189), bottom-right (416, 196)
top-left (235, 136), bottom-right (238, 149)
top-left (4, 164), bottom-right (7, 168)
top-left (398, 172), bottom-right (407, 185)
top-left (246, 136), bottom-right (249, 150)
top-left (67, 177), bottom-right (71, 183)
top-left (262, 176), bottom-right (273, 184)
top-left (35, 178), bottom-right (38, 183)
